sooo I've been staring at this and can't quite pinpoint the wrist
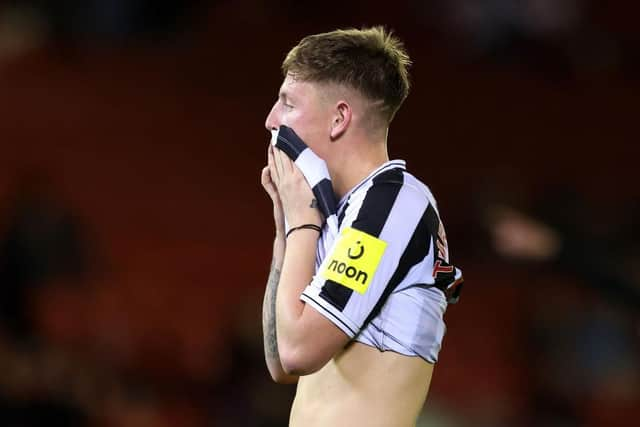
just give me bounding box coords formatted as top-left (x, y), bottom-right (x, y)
top-left (286, 223), bottom-right (322, 239)
top-left (286, 213), bottom-right (323, 229)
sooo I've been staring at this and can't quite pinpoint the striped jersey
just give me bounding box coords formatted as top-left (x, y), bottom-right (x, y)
top-left (300, 160), bottom-right (463, 363)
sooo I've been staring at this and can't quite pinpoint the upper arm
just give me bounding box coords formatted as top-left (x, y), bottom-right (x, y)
top-left (279, 304), bottom-right (351, 375)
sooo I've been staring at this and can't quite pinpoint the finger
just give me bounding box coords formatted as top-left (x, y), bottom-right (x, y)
top-left (261, 166), bottom-right (281, 200)
top-left (261, 166), bottom-right (274, 191)
top-left (278, 149), bottom-right (295, 174)
top-left (273, 146), bottom-right (285, 178)
top-left (261, 165), bottom-right (272, 187)
top-left (268, 145), bottom-right (279, 184)
top-left (275, 147), bottom-right (294, 176)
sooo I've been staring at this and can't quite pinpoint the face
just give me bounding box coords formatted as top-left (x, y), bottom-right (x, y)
top-left (265, 74), bottom-right (333, 160)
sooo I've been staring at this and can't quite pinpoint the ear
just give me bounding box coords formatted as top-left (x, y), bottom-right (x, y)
top-left (330, 100), bottom-right (352, 141)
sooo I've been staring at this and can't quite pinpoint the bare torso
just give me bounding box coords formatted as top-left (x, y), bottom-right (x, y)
top-left (289, 342), bottom-right (434, 427)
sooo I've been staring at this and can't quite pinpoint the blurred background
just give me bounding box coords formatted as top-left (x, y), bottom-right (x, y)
top-left (0, 1), bottom-right (638, 426)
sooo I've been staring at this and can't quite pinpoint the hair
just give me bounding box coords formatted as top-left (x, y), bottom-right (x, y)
top-left (282, 26), bottom-right (412, 125)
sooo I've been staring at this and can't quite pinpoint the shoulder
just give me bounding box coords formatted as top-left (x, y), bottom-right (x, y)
top-left (351, 168), bottom-right (438, 216)
top-left (340, 168), bottom-right (440, 241)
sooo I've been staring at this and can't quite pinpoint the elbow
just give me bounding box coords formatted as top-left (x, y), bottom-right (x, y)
top-left (279, 343), bottom-right (326, 376)
top-left (267, 364), bottom-right (298, 384)
top-left (269, 368), bottom-right (299, 384)
top-left (265, 359), bottom-right (299, 384)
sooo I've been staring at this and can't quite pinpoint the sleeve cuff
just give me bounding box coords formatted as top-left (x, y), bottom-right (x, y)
top-left (300, 289), bottom-right (359, 338)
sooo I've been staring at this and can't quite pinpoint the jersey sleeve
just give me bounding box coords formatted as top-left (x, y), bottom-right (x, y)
top-left (300, 172), bottom-right (437, 338)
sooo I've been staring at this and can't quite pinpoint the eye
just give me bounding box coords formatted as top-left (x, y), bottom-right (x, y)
top-left (283, 103), bottom-right (294, 110)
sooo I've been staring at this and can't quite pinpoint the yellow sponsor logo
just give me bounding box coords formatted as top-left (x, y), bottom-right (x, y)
top-left (319, 227), bottom-right (387, 294)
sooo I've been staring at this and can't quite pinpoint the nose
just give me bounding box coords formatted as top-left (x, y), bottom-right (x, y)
top-left (264, 102), bottom-right (279, 132)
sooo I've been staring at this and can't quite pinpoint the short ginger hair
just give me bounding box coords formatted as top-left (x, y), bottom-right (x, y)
top-left (282, 26), bottom-right (412, 125)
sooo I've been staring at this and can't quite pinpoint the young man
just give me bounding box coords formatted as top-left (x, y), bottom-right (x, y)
top-left (261, 27), bottom-right (463, 426)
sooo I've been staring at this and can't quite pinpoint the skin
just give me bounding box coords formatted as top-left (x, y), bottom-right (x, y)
top-left (261, 74), bottom-right (434, 426)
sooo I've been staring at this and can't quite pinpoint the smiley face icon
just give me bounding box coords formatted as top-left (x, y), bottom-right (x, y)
top-left (347, 241), bottom-right (365, 260)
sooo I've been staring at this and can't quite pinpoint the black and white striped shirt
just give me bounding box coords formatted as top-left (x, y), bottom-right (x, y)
top-left (300, 160), bottom-right (463, 363)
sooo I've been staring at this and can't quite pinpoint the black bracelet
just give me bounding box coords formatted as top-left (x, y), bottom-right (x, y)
top-left (286, 224), bottom-right (322, 238)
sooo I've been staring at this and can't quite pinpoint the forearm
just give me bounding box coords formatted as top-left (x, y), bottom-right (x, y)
top-left (262, 235), bottom-right (298, 383)
top-left (264, 146), bottom-right (332, 375)
top-left (275, 229), bottom-right (319, 360)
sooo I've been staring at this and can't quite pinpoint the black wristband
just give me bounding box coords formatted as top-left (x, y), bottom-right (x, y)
top-left (286, 224), bottom-right (322, 239)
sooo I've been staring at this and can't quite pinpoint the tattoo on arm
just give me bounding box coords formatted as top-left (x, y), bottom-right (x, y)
top-left (263, 257), bottom-right (282, 363)
top-left (310, 198), bottom-right (318, 209)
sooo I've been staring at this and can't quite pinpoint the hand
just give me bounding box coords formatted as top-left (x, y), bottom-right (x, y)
top-left (268, 145), bottom-right (323, 228)
top-left (261, 147), bottom-right (286, 237)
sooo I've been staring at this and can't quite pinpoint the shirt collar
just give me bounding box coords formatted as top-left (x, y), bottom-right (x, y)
top-left (338, 159), bottom-right (406, 206)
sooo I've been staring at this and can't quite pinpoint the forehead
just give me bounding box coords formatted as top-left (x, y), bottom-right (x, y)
top-left (279, 74), bottom-right (321, 100)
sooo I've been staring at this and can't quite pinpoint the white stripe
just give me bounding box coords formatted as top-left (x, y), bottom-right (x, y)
top-left (295, 148), bottom-right (330, 189)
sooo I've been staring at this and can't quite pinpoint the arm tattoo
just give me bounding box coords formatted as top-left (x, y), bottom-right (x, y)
top-left (310, 198), bottom-right (318, 209)
top-left (263, 257), bottom-right (281, 363)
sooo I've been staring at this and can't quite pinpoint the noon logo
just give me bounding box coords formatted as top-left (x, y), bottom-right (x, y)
top-left (347, 241), bottom-right (364, 259)
top-left (320, 227), bottom-right (387, 294)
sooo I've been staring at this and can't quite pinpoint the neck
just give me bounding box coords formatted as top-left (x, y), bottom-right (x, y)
top-left (329, 140), bottom-right (389, 200)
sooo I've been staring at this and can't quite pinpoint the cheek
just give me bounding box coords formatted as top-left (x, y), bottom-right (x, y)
top-left (282, 110), bottom-right (328, 154)
top-left (281, 111), bottom-right (309, 137)
top-left (292, 121), bottom-right (317, 145)
top-left (300, 127), bottom-right (328, 158)
top-left (281, 108), bottom-right (302, 126)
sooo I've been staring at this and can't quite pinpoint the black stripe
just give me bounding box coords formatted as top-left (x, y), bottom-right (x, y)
top-left (337, 198), bottom-right (349, 227)
top-left (320, 280), bottom-right (355, 313)
top-left (346, 162), bottom-right (406, 197)
top-left (312, 178), bottom-right (337, 217)
top-left (302, 293), bottom-right (356, 336)
top-left (351, 168), bottom-right (405, 235)
top-left (275, 125), bottom-right (307, 161)
top-left (360, 203), bottom-right (436, 330)
top-left (424, 202), bottom-right (440, 262)
top-left (351, 168), bottom-right (404, 235)
top-left (424, 205), bottom-right (462, 302)
top-left (320, 169), bottom-right (404, 311)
